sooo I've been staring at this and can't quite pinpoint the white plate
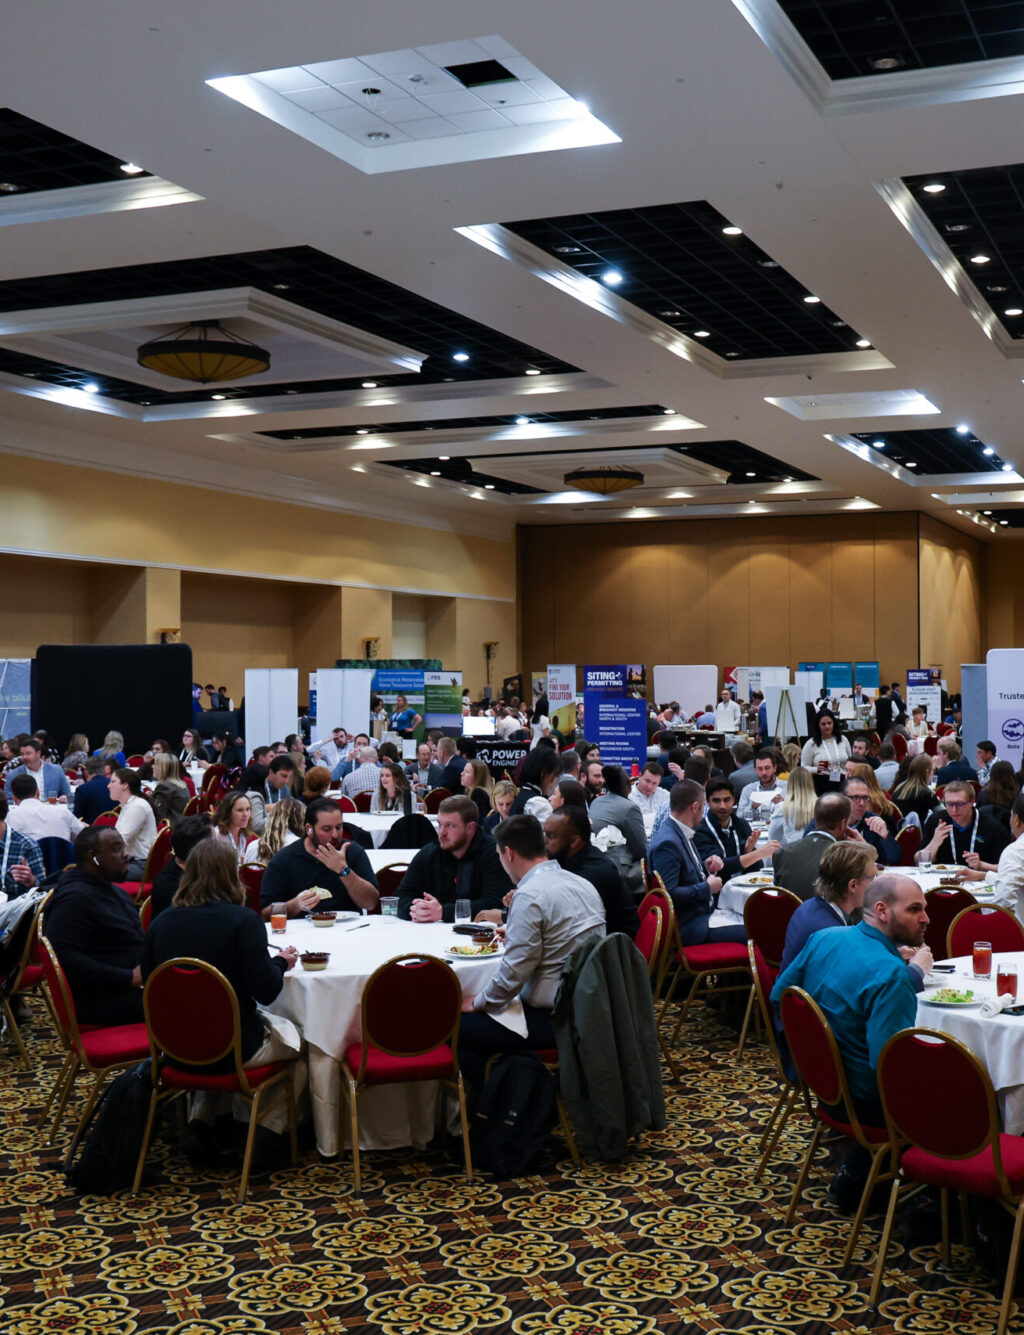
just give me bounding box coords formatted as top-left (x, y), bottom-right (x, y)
top-left (920, 991), bottom-right (982, 1008)
top-left (444, 947), bottom-right (503, 963)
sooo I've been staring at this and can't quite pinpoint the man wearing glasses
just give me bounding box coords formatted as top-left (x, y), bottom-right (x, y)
top-left (915, 779), bottom-right (1010, 873)
top-left (842, 777), bottom-right (901, 864)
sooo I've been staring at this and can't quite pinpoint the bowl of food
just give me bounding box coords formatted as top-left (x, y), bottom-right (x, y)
top-left (471, 928), bottom-right (495, 945)
top-left (309, 911), bottom-right (337, 927)
top-left (300, 951), bottom-right (331, 972)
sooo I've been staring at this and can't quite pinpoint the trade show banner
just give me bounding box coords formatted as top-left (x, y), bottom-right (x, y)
top-left (854, 661), bottom-right (880, 696)
top-left (372, 668), bottom-right (425, 710)
top-left (961, 663), bottom-right (988, 762)
top-left (798, 662), bottom-right (825, 674)
top-left (546, 663), bottom-right (578, 735)
top-left (424, 670), bottom-right (463, 727)
top-left (986, 650), bottom-right (1024, 769)
top-left (826, 661), bottom-right (853, 694)
top-left (906, 668), bottom-right (943, 726)
top-left (531, 673), bottom-right (548, 706)
top-left (583, 665), bottom-right (646, 771)
top-left (475, 737), bottom-right (529, 781)
top-left (244, 668), bottom-right (298, 758)
top-left (0, 658), bottom-right (31, 737)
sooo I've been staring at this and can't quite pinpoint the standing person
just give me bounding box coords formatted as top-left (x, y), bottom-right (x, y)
top-left (214, 791), bottom-right (257, 862)
top-left (530, 696), bottom-right (551, 749)
top-left (800, 711), bottom-right (851, 782)
top-left (108, 768), bottom-right (157, 879)
top-left (873, 685), bottom-right (895, 742)
top-left (457, 814), bottom-right (606, 1091)
top-left (715, 687), bottom-right (741, 733)
top-left (390, 694), bottom-right (423, 738)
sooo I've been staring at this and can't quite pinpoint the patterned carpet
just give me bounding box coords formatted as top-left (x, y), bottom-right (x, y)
top-left (0, 999), bottom-right (1018, 1335)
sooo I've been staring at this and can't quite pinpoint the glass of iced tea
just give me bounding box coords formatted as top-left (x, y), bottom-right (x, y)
top-left (973, 940), bottom-right (992, 979)
top-left (270, 903), bottom-right (287, 934)
top-left (997, 962), bottom-right (1018, 1001)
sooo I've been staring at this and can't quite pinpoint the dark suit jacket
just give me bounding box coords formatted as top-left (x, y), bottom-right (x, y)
top-left (648, 818), bottom-right (716, 945)
top-left (73, 774), bottom-right (115, 824)
top-left (772, 830), bottom-right (839, 901)
top-left (407, 761), bottom-right (446, 790)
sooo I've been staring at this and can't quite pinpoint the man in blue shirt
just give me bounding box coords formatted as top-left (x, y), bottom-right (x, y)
top-left (771, 872), bottom-right (927, 1209)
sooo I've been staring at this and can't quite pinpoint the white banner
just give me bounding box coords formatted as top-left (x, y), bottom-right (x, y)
top-left (987, 649), bottom-right (1024, 770)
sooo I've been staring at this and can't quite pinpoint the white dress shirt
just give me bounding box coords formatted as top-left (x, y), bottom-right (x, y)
top-left (5, 797), bottom-right (84, 843)
top-left (737, 778), bottom-right (787, 822)
top-left (715, 700), bottom-right (741, 732)
top-left (993, 833), bottom-right (1024, 923)
top-left (630, 783), bottom-right (669, 836)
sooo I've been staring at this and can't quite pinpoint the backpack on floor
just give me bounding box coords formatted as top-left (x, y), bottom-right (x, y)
top-left (470, 1053), bottom-right (557, 1179)
top-left (65, 1061), bottom-right (152, 1195)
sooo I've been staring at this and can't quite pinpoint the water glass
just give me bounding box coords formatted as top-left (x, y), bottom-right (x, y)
top-left (380, 896), bottom-right (398, 918)
top-left (455, 898), bottom-right (472, 923)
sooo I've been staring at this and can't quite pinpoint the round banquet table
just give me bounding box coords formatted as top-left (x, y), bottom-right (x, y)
top-left (365, 848), bottom-right (420, 876)
top-left (916, 951), bottom-right (1024, 1134)
top-left (340, 809), bottom-right (439, 848)
top-left (266, 916), bottom-right (502, 1157)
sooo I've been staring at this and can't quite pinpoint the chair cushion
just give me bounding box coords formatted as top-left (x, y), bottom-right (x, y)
top-left (160, 1060), bottom-right (289, 1092)
top-left (531, 1048), bottom-right (559, 1065)
top-left (79, 1023), bottom-right (150, 1065)
top-left (682, 943), bottom-right (750, 970)
top-left (15, 963), bottom-right (43, 992)
top-left (818, 1104), bottom-right (889, 1144)
top-left (116, 881), bottom-right (143, 898)
top-left (902, 1137), bottom-right (1024, 1197)
top-left (344, 1042), bottom-right (456, 1085)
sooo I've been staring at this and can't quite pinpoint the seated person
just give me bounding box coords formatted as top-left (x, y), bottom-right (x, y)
top-left (331, 733), bottom-right (370, 784)
top-left (630, 762), bottom-right (669, 835)
top-left (260, 797), bottom-right (378, 918)
top-left (339, 747), bottom-right (381, 799)
top-left (10, 736), bottom-right (72, 802)
top-left (5, 773), bottom-right (84, 843)
top-left (483, 780), bottom-right (516, 835)
top-left (73, 756), bottom-right (115, 824)
top-left (695, 778), bottom-right (780, 882)
top-left (0, 793), bottom-right (44, 898)
top-left (842, 773), bottom-right (901, 865)
top-left (209, 731), bottom-right (242, 772)
top-left (737, 749), bottom-right (787, 822)
top-left (934, 738), bottom-right (977, 785)
top-left (849, 735), bottom-right (880, 770)
top-left (150, 813), bottom-right (213, 919)
top-left (457, 814), bottom-right (606, 1091)
top-left (265, 755), bottom-right (302, 807)
top-left (648, 778), bottom-right (746, 945)
top-left (975, 739), bottom-right (997, 787)
top-left (992, 793), bottom-right (1024, 920)
top-left (773, 794), bottom-right (854, 901)
top-left (108, 767), bottom-right (157, 879)
top-left (543, 807), bottom-right (638, 938)
top-left (44, 827), bottom-right (144, 1025)
top-left (874, 743), bottom-right (900, 792)
top-left (407, 742), bottom-right (445, 796)
top-left (509, 747), bottom-right (561, 823)
top-left (727, 743), bottom-right (757, 799)
top-left (917, 779), bottom-right (1010, 874)
top-left (589, 766), bottom-right (647, 891)
top-left (398, 795), bottom-right (511, 923)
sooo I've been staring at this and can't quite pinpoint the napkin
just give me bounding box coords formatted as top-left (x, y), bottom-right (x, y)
top-left (980, 993), bottom-right (1016, 1019)
top-left (489, 998), bottom-right (529, 1038)
top-left (593, 825), bottom-right (626, 852)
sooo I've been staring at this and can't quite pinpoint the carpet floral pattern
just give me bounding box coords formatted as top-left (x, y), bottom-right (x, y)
top-left (0, 1006), bottom-right (1017, 1333)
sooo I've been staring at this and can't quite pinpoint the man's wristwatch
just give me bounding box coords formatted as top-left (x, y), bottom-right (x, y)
top-left (340, 866), bottom-right (351, 878)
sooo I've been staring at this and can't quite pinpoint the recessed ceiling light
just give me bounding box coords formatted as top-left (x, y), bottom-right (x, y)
top-left (756, 259), bottom-right (779, 268)
top-left (439, 455), bottom-right (450, 461)
top-left (515, 416), bottom-right (530, 425)
top-left (272, 282), bottom-right (290, 291)
top-left (922, 182), bottom-right (946, 194)
top-left (693, 330), bottom-right (711, 338)
top-left (984, 510), bottom-right (993, 515)
top-left (803, 295), bottom-right (821, 304)
top-left (82, 383), bottom-right (100, 394)
top-left (956, 424), bottom-right (970, 434)
top-left (664, 408), bottom-right (677, 415)
top-left (601, 269), bottom-right (624, 286)
top-left (1006, 309), bottom-right (1024, 317)
top-left (855, 338), bottom-right (871, 348)
top-left (906, 461), bottom-right (918, 467)
top-left (869, 55), bottom-right (904, 70)
top-left (119, 162), bottom-right (144, 175)
top-left (211, 393), bottom-right (226, 400)
top-left (983, 447), bottom-right (995, 456)
top-left (525, 368), bottom-right (541, 375)
top-left (872, 439), bottom-right (885, 449)
top-left (430, 470), bottom-right (441, 476)
top-left (659, 310), bottom-right (682, 318)
top-left (554, 245), bottom-right (582, 255)
top-left (725, 351), bottom-right (741, 357)
top-left (1001, 520), bottom-right (1009, 525)
top-left (484, 483), bottom-right (495, 489)
top-left (361, 381), bottom-right (377, 389)
top-left (0, 182), bottom-right (21, 193)
top-left (452, 352), bottom-right (470, 362)
top-left (1003, 462), bottom-right (1014, 472)
top-left (356, 428), bottom-right (370, 435)
top-left (366, 130), bottom-right (391, 142)
top-left (989, 285), bottom-right (1009, 293)
top-left (745, 471), bottom-right (756, 477)
top-left (970, 254), bottom-right (991, 265)
top-left (722, 226), bottom-right (742, 236)
top-left (783, 476), bottom-right (793, 482)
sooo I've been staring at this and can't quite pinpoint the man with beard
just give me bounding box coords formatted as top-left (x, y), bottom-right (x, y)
top-left (398, 795), bottom-right (511, 923)
top-left (260, 797), bottom-right (378, 918)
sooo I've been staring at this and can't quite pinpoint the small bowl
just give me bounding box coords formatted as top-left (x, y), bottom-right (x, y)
top-left (300, 951), bottom-right (330, 971)
top-left (472, 929), bottom-right (495, 945)
top-left (310, 911), bottom-right (337, 927)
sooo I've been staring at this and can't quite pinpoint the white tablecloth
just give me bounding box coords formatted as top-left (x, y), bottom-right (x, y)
top-left (916, 950), bottom-right (1024, 1133)
top-left (365, 848), bottom-right (420, 875)
top-left (267, 917), bottom-right (501, 1156)
top-left (342, 810), bottom-right (439, 848)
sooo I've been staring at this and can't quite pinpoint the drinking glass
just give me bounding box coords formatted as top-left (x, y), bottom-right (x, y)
top-left (973, 940), bottom-right (992, 979)
top-left (380, 896), bottom-right (398, 918)
top-left (270, 903), bottom-right (287, 934)
top-left (455, 898), bottom-right (472, 923)
top-left (997, 962), bottom-right (1018, 1001)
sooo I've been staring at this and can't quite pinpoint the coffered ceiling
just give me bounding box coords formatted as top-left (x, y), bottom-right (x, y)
top-left (4, 1), bottom-right (1024, 540)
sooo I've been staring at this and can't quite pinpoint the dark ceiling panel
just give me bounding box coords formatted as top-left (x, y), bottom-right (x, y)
top-left (983, 508), bottom-right (1024, 527)
top-left (505, 199), bottom-right (868, 359)
top-left (778, 2), bottom-right (1024, 80)
top-left (0, 108), bottom-right (149, 193)
top-left (260, 405), bottom-right (667, 441)
top-left (0, 245), bottom-right (577, 403)
top-left (850, 426), bottom-right (1005, 474)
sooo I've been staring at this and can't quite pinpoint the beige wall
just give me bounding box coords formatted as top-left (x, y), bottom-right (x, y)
top-left (919, 516), bottom-right (983, 692)
top-left (519, 512), bottom-right (924, 686)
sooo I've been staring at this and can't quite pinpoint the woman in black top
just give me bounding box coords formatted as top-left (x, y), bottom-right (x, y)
top-left (460, 758), bottom-right (493, 825)
top-left (209, 731), bottom-right (242, 771)
top-left (892, 753), bottom-right (939, 825)
top-left (142, 840), bottom-right (303, 1131)
top-left (978, 760), bottom-right (1018, 828)
top-left (180, 727), bottom-right (209, 766)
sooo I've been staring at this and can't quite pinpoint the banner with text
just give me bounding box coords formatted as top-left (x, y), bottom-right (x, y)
top-left (854, 661), bottom-right (880, 696)
top-left (906, 668), bottom-right (943, 726)
top-left (546, 663), bottom-right (577, 736)
top-left (826, 661), bottom-right (853, 694)
top-left (987, 650), bottom-right (1024, 770)
top-left (424, 670), bottom-right (463, 727)
top-left (475, 737), bottom-right (530, 781)
top-left (583, 665), bottom-right (646, 772)
top-left (0, 658), bottom-right (31, 737)
top-left (372, 669), bottom-right (425, 709)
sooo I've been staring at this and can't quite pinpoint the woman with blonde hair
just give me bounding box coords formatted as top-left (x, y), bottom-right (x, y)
top-left (846, 762), bottom-right (901, 822)
top-left (247, 797), bottom-right (305, 865)
top-left (302, 765), bottom-right (332, 802)
top-left (95, 730), bottom-right (126, 765)
top-left (893, 753), bottom-right (939, 824)
top-left (769, 764), bottom-right (816, 847)
top-left (151, 752), bottom-right (189, 824)
top-left (483, 779), bottom-right (517, 834)
top-left (780, 743), bottom-right (802, 779)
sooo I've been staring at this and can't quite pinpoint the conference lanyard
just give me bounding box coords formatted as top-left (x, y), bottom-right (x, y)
top-left (702, 810), bottom-right (740, 859)
top-left (948, 810), bottom-right (979, 860)
top-left (0, 832), bottom-right (10, 889)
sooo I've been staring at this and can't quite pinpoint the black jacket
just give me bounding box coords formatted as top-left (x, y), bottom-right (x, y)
top-left (142, 902), bottom-right (287, 1063)
top-left (921, 806), bottom-right (1010, 867)
top-left (150, 860), bottom-right (183, 920)
top-left (694, 811), bottom-right (753, 882)
top-left (45, 867), bottom-right (144, 1011)
top-left (560, 846), bottom-right (639, 939)
top-left (73, 774), bottom-right (114, 825)
top-left (397, 826), bottom-right (511, 921)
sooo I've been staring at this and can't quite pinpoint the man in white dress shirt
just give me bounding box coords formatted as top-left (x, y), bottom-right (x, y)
top-left (737, 751), bottom-right (787, 822)
top-left (991, 794), bottom-right (1024, 923)
top-left (629, 762), bottom-right (670, 836)
top-left (5, 774), bottom-right (85, 843)
top-left (715, 688), bottom-right (741, 734)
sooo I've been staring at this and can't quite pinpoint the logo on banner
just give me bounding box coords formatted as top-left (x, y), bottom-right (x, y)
top-left (1003, 718), bottom-right (1024, 743)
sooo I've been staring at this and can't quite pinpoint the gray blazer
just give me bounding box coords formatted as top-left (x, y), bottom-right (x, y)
top-left (588, 792), bottom-right (647, 862)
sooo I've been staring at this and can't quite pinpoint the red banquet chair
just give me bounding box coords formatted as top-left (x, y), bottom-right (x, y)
top-left (341, 953), bottom-right (471, 1192)
top-left (871, 1029), bottom-right (1024, 1335)
top-left (891, 733), bottom-right (908, 760)
top-left (376, 863), bottom-right (410, 896)
top-left (923, 886), bottom-right (977, 960)
top-left (895, 824), bottom-right (921, 863)
top-left (660, 909), bottom-right (752, 1050)
top-left (137, 896), bottom-right (153, 932)
top-left (635, 886), bottom-right (678, 1079)
top-left (37, 936), bottom-right (150, 1152)
top-left (133, 958), bottom-right (299, 1202)
top-left (93, 809), bottom-right (120, 827)
top-left (737, 886), bottom-right (801, 1057)
top-left (779, 986), bottom-right (897, 1266)
top-left (0, 890), bottom-right (54, 1066)
top-left (201, 764), bottom-right (226, 796)
top-left (238, 864), bottom-right (266, 915)
top-left (422, 787), bottom-right (451, 815)
top-left (947, 903), bottom-right (1024, 959)
top-left (332, 794), bottom-right (357, 814)
top-left (353, 791), bottom-right (373, 814)
top-left (748, 941), bottom-right (811, 1183)
top-left (923, 736), bottom-right (939, 757)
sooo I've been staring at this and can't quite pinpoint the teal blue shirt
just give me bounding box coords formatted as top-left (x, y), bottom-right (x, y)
top-left (770, 920), bottom-right (917, 1105)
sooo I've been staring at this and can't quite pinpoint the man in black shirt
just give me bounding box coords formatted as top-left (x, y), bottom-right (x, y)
top-left (542, 807), bottom-right (638, 937)
top-left (398, 795), bottom-right (511, 922)
top-left (260, 797), bottom-right (378, 918)
top-left (917, 780), bottom-right (1010, 872)
top-left (45, 827), bottom-right (144, 1025)
top-left (149, 813), bottom-right (213, 919)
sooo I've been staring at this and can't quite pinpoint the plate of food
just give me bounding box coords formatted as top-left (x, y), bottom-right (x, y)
top-left (921, 986), bottom-right (980, 1007)
top-left (736, 874), bottom-right (775, 887)
top-left (444, 942), bottom-right (503, 961)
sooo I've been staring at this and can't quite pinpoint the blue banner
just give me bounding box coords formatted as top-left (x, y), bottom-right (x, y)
top-left (583, 665), bottom-right (645, 771)
top-left (826, 661), bottom-right (853, 692)
top-left (0, 658), bottom-right (31, 737)
top-left (372, 669), bottom-right (425, 704)
top-left (583, 664), bottom-right (627, 699)
top-left (854, 661), bottom-right (880, 693)
top-left (798, 661), bottom-right (825, 673)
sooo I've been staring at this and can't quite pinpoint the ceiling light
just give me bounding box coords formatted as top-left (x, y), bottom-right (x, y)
top-left (970, 254), bottom-right (991, 265)
top-left (272, 283), bottom-right (290, 291)
top-left (1001, 520), bottom-right (1009, 526)
top-left (211, 393), bottom-right (227, 400)
top-left (725, 351), bottom-right (741, 357)
top-left (366, 131), bottom-right (391, 142)
top-left (1006, 309), bottom-right (1024, 317)
top-left (989, 285), bottom-right (1009, 293)
top-left (356, 429), bottom-right (370, 435)
top-left (745, 471), bottom-right (756, 477)
top-left (722, 226), bottom-right (742, 236)
top-left (484, 483), bottom-right (495, 490)
top-left (1003, 462), bottom-right (1014, 472)
top-left (137, 320), bottom-right (269, 383)
top-left (855, 339), bottom-right (871, 348)
top-left (803, 295), bottom-right (821, 304)
top-left (869, 55), bottom-right (904, 70)
top-left (554, 245), bottom-right (583, 255)
top-left (922, 182), bottom-right (946, 194)
top-left (984, 510), bottom-right (993, 515)
top-left (872, 440), bottom-right (885, 449)
top-left (515, 416), bottom-right (530, 425)
top-left (82, 383), bottom-right (100, 394)
top-left (906, 461), bottom-right (918, 467)
top-left (361, 381), bottom-right (377, 388)
top-left (601, 270), bottom-right (624, 286)
top-left (660, 310), bottom-right (682, 318)
top-left (452, 352), bottom-right (470, 362)
top-left (119, 162), bottom-right (144, 175)
top-left (565, 466), bottom-right (644, 494)
top-left (956, 424), bottom-right (970, 434)
top-left (430, 470), bottom-right (441, 476)
top-left (439, 455), bottom-right (450, 461)
top-left (983, 447), bottom-right (995, 456)
top-left (693, 330), bottom-right (711, 338)
top-left (0, 182), bottom-right (22, 193)
top-left (664, 408), bottom-right (677, 415)
top-left (757, 259), bottom-right (779, 268)
top-left (525, 368), bottom-right (541, 375)
top-left (945, 223), bottom-right (971, 233)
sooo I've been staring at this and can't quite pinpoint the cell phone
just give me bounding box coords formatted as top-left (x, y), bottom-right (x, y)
top-left (453, 922), bottom-right (493, 936)
top-left (1005, 1005), bottom-right (1024, 1017)
top-left (930, 963), bottom-right (956, 973)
